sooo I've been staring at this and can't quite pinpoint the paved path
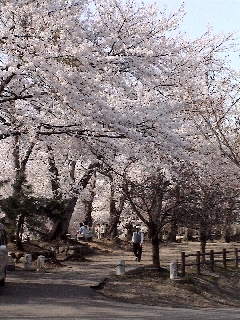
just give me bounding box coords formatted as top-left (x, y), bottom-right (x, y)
top-left (1, 269), bottom-right (240, 320)
top-left (1, 240), bottom-right (240, 319)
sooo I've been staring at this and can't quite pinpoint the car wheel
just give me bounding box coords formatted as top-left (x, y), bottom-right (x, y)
top-left (0, 268), bottom-right (6, 286)
top-left (0, 277), bottom-right (5, 287)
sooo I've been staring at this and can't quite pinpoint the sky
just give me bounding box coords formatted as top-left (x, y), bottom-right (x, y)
top-left (145, 0), bottom-right (240, 70)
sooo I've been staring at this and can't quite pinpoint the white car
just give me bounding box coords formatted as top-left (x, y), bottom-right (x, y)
top-left (0, 223), bottom-right (7, 286)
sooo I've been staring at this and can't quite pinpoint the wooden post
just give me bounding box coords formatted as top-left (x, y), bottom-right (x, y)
top-left (235, 248), bottom-right (238, 268)
top-left (181, 252), bottom-right (186, 277)
top-left (223, 248), bottom-right (227, 269)
top-left (210, 249), bottom-right (215, 272)
top-left (196, 251), bottom-right (201, 275)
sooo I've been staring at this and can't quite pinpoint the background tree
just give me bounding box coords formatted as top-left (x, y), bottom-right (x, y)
top-left (174, 159), bottom-right (239, 259)
top-left (124, 167), bottom-right (175, 268)
top-left (46, 141), bottom-right (101, 239)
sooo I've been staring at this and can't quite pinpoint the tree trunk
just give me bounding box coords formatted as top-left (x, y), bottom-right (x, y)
top-left (12, 135), bottom-right (36, 250)
top-left (105, 175), bottom-right (126, 240)
top-left (46, 144), bottom-right (62, 200)
top-left (82, 198), bottom-right (93, 227)
top-left (125, 223), bottom-right (134, 241)
top-left (151, 236), bottom-right (160, 269)
top-left (50, 197), bottom-right (78, 240)
top-left (221, 224), bottom-right (231, 243)
top-left (16, 214), bottom-right (24, 250)
top-left (49, 162), bottom-right (100, 240)
top-left (200, 221), bottom-right (208, 263)
top-left (221, 214), bottom-right (232, 243)
top-left (168, 218), bottom-right (178, 242)
top-left (107, 177), bottom-right (118, 239)
top-left (168, 185), bottom-right (180, 242)
top-left (186, 226), bottom-right (193, 241)
top-left (200, 238), bottom-right (206, 263)
top-left (106, 214), bottom-right (119, 239)
top-left (81, 171), bottom-right (96, 226)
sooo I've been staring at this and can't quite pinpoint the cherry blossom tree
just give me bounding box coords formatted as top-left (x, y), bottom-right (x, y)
top-left (0, 0), bottom-right (239, 249)
top-left (173, 155), bottom-right (239, 257)
top-left (1, 0), bottom-right (234, 152)
top-left (180, 31), bottom-right (240, 170)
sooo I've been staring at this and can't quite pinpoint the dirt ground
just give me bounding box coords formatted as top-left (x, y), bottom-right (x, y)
top-left (89, 239), bottom-right (240, 309)
top-left (99, 264), bottom-right (240, 308)
top-left (8, 238), bottom-right (240, 309)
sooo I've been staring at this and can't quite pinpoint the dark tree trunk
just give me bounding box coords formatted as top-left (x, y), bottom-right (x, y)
top-left (168, 218), bottom-right (178, 242)
top-left (82, 199), bottom-right (93, 227)
top-left (200, 238), bottom-right (207, 263)
top-left (50, 197), bottom-right (78, 240)
top-left (221, 214), bottom-right (233, 243)
top-left (106, 194), bottom-right (121, 239)
top-left (46, 144), bottom-right (62, 200)
top-left (16, 214), bottom-right (24, 250)
top-left (12, 135), bottom-right (36, 250)
top-left (221, 224), bottom-right (231, 243)
top-left (107, 195), bottom-right (126, 239)
top-left (151, 236), bottom-right (160, 269)
top-left (200, 220), bottom-right (209, 263)
top-left (168, 185), bottom-right (181, 242)
top-left (82, 171), bottom-right (96, 226)
top-left (103, 175), bottom-right (126, 240)
top-left (107, 214), bottom-right (119, 239)
top-left (49, 161), bottom-right (100, 240)
top-left (125, 223), bottom-right (134, 241)
top-left (186, 226), bottom-right (193, 241)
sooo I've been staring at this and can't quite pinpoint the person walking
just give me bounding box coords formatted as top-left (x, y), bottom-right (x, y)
top-left (132, 226), bottom-right (144, 262)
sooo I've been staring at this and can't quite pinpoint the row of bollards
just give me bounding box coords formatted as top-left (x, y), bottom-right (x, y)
top-left (24, 254), bottom-right (45, 271)
top-left (9, 255), bottom-right (177, 277)
top-left (116, 260), bottom-right (179, 279)
top-left (7, 254), bottom-right (45, 271)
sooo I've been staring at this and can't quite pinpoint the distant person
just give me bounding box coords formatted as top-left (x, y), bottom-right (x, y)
top-left (79, 223), bottom-right (86, 234)
top-left (132, 226), bottom-right (144, 262)
top-left (100, 223), bottom-right (107, 239)
top-left (76, 222), bottom-right (86, 240)
top-left (83, 223), bottom-right (89, 240)
top-left (95, 224), bottom-right (101, 239)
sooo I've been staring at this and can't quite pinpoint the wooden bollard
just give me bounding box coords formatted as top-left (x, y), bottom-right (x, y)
top-left (235, 248), bottom-right (238, 268)
top-left (196, 251), bottom-right (200, 275)
top-left (181, 252), bottom-right (185, 277)
top-left (210, 250), bottom-right (215, 272)
top-left (223, 248), bottom-right (227, 269)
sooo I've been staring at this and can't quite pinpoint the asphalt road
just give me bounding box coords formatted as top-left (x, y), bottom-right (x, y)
top-left (0, 269), bottom-right (240, 320)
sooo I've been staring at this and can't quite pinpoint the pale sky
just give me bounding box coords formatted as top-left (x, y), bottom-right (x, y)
top-left (147, 0), bottom-right (240, 70)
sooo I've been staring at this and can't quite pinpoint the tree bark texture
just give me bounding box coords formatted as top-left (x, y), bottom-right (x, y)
top-left (106, 177), bottom-right (126, 239)
top-left (151, 236), bottom-right (160, 269)
top-left (48, 160), bottom-right (100, 240)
